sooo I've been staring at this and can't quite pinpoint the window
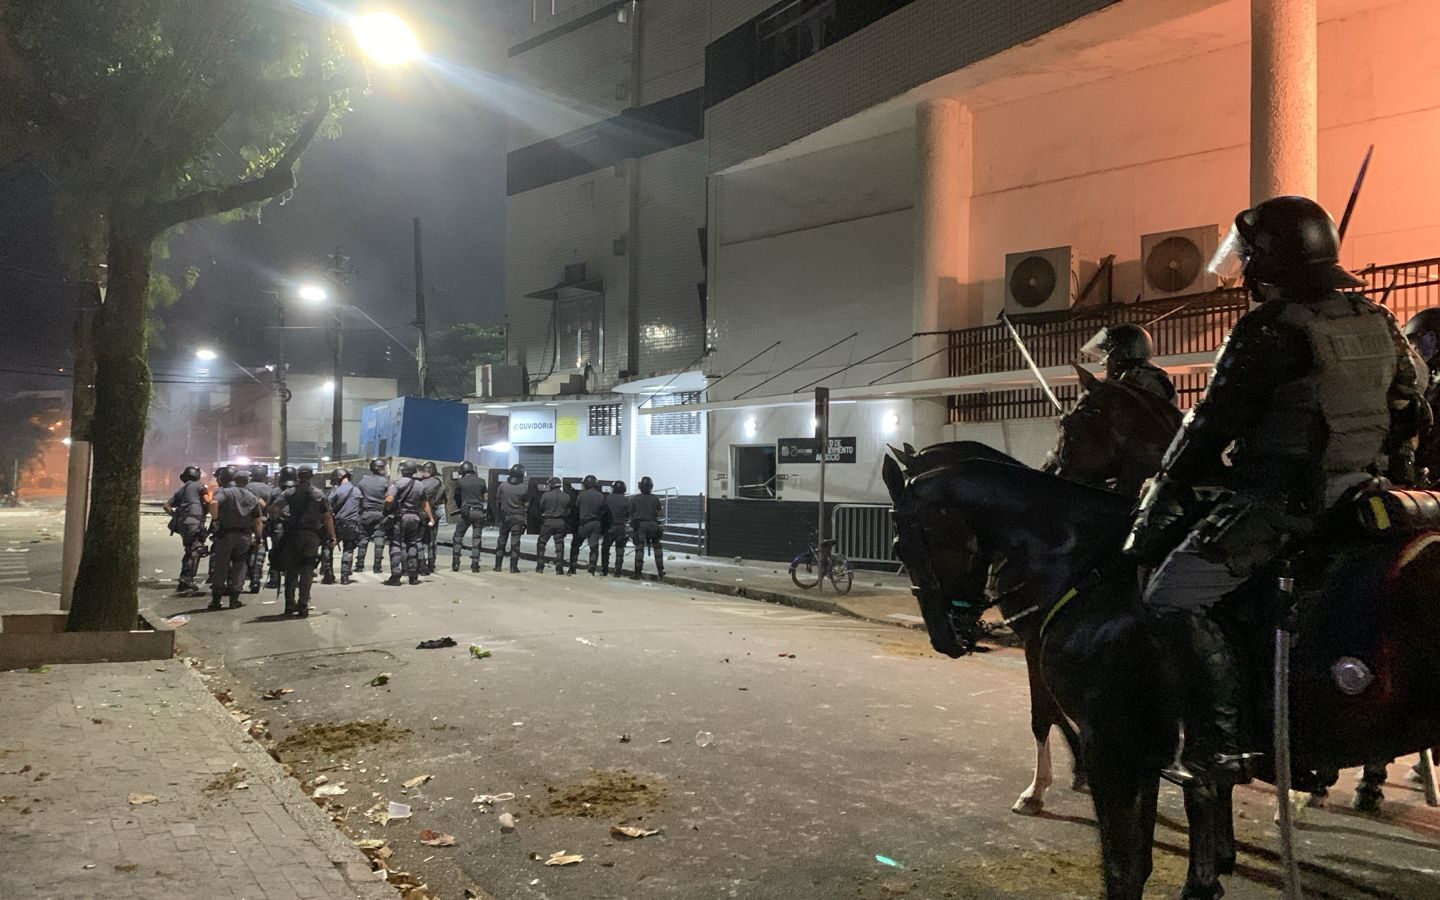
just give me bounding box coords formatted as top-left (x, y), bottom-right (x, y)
top-left (556, 294), bottom-right (605, 373)
top-left (755, 0), bottom-right (837, 80)
top-left (588, 403), bottom-right (622, 436)
top-left (649, 391), bottom-right (701, 436)
top-left (732, 445), bottom-right (777, 500)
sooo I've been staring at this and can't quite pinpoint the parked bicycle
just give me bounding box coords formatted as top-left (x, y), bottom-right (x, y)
top-left (789, 533), bottom-right (853, 594)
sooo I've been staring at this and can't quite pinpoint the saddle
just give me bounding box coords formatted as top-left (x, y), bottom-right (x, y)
top-left (1354, 488), bottom-right (1440, 534)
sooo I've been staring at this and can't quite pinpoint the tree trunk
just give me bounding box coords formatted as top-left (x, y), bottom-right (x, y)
top-left (67, 224), bottom-right (154, 632)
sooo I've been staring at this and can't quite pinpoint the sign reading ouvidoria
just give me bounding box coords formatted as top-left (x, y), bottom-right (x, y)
top-left (509, 408), bottom-right (557, 445)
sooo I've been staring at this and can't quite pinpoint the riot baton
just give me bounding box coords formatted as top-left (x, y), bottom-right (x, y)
top-left (999, 312), bottom-right (1064, 413)
top-left (1337, 144), bottom-right (1374, 245)
top-left (1272, 562), bottom-right (1304, 900)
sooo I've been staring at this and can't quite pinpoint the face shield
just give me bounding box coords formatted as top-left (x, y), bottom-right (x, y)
top-left (1079, 327), bottom-right (1110, 361)
top-left (1208, 223), bottom-right (1248, 281)
top-left (1409, 331), bottom-right (1439, 371)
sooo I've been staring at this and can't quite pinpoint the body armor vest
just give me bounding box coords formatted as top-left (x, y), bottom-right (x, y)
top-left (456, 474), bottom-right (487, 511)
top-left (496, 480), bottom-right (529, 519)
top-left (215, 485), bottom-right (260, 530)
top-left (604, 493), bottom-right (629, 527)
top-left (539, 488), bottom-right (570, 520)
top-left (356, 473), bottom-right (389, 512)
top-left (575, 489), bottom-right (605, 524)
top-left (628, 493), bottom-right (663, 523)
top-left (389, 477), bottom-right (424, 516)
top-left (329, 482), bottom-right (362, 521)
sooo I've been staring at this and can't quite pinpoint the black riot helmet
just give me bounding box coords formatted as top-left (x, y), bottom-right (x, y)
top-left (1082, 323), bottom-right (1154, 366)
top-left (369, 457), bottom-right (387, 475)
top-left (582, 474), bottom-right (598, 489)
top-left (234, 468), bottom-right (251, 486)
top-left (548, 476), bottom-right (562, 489)
top-left (611, 480), bottom-right (627, 495)
top-left (249, 464), bottom-right (268, 484)
top-left (180, 465), bottom-right (202, 483)
top-left (457, 461), bottom-right (477, 477)
top-left (508, 463), bottom-right (526, 484)
top-left (277, 466), bottom-right (298, 490)
top-left (639, 476), bottom-right (654, 494)
top-left (297, 465), bottom-right (314, 481)
top-left (1211, 196), bottom-right (1364, 291)
top-left (214, 465), bottom-right (235, 486)
top-left (330, 467), bottom-right (351, 485)
top-left (398, 460), bottom-right (418, 478)
top-left (1405, 309), bottom-right (1440, 371)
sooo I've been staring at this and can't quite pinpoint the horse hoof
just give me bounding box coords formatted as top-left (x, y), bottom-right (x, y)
top-left (1011, 795), bottom-right (1044, 816)
top-left (1352, 790), bottom-right (1383, 814)
top-left (1070, 774), bottom-right (1089, 793)
top-left (1177, 886), bottom-right (1224, 900)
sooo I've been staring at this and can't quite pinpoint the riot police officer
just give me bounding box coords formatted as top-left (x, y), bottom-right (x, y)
top-left (628, 476), bottom-right (665, 579)
top-left (327, 468), bottom-right (364, 584)
top-left (1080, 322), bottom-right (1177, 404)
top-left (601, 480), bottom-right (629, 576)
top-left (264, 466), bottom-right (298, 590)
top-left (451, 461), bottom-right (488, 572)
top-left (493, 464), bottom-right (529, 573)
top-left (206, 466), bottom-right (262, 611)
top-left (271, 466), bottom-right (337, 616)
top-left (1126, 196), bottom-right (1423, 781)
top-left (417, 461), bottom-right (446, 575)
top-left (242, 465), bottom-right (274, 593)
top-left (383, 460), bottom-right (433, 586)
top-left (568, 475), bottom-right (605, 575)
top-left (163, 465), bottom-right (210, 594)
top-left (1404, 309), bottom-right (1440, 482)
top-left (535, 476), bottom-right (570, 575)
top-left (355, 458), bottom-right (390, 574)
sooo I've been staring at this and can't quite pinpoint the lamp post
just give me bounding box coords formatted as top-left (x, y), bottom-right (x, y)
top-left (262, 289), bottom-right (292, 466)
top-left (299, 281), bottom-right (344, 462)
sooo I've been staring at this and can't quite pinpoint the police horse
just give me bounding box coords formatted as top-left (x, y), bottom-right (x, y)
top-left (883, 447), bottom-right (1440, 900)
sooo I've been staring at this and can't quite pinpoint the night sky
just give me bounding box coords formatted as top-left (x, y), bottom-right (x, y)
top-left (0, 1), bottom-right (513, 394)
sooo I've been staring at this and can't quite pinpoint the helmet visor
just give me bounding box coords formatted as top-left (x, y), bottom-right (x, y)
top-left (1208, 223), bottom-right (1247, 281)
top-left (1079, 327), bottom-right (1110, 361)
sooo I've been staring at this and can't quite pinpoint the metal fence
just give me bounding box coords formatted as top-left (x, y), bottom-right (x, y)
top-left (831, 503), bottom-right (899, 569)
top-left (944, 256), bottom-right (1440, 423)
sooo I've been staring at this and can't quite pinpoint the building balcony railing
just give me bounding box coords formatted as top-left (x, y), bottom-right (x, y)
top-left (944, 256), bottom-right (1440, 423)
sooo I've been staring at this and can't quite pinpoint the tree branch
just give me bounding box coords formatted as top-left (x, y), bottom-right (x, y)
top-left (142, 99), bottom-right (329, 235)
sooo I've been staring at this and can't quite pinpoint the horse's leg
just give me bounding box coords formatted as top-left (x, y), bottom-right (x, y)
top-left (1215, 775), bottom-right (1237, 877)
top-left (1353, 759), bottom-right (1389, 813)
top-left (1013, 652), bottom-right (1057, 815)
top-left (1056, 714), bottom-right (1089, 791)
top-left (1180, 776), bottom-right (1225, 900)
top-left (1090, 769), bottom-right (1152, 900)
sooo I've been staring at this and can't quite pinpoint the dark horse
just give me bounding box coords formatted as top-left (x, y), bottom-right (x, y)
top-left (1049, 365), bottom-right (1183, 497)
top-left (883, 452), bottom-right (1440, 899)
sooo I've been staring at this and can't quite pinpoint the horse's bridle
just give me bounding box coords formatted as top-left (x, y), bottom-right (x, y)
top-left (898, 506), bottom-right (990, 655)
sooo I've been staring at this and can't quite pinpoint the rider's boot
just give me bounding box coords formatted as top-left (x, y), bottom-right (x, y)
top-left (1161, 611), bottom-right (1246, 786)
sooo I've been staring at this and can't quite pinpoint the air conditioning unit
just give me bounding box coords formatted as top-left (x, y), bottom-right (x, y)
top-left (1004, 246), bottom-right (1102, 317)
top-left (1140, 225), bottom-right (1223, 301)
top-left (477, 364), bottom-right (526, 399)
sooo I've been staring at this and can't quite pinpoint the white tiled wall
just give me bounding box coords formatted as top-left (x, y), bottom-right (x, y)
top-left (507, 4), bottom-right (634, 151)
top-left (640, 0), bottom-right (707, 101)
top-left (635, 143), bottom-right (708, 378)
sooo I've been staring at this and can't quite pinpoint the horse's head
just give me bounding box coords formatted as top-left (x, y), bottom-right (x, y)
top-left (884, 449), bottom-right (998, 658)
top-left (1050, 365), bottom-right (1182, 496)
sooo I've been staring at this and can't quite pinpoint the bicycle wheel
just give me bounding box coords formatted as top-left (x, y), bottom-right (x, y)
top-left (789, 550), bottom-right (821, 589)
top-left (827, 555), bottom-right (854, 594)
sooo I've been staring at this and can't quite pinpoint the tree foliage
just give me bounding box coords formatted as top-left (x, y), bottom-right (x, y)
top-left (429, 322), bottom-right (506, 399)
top-left (2, 0), bottom-right (362, 629)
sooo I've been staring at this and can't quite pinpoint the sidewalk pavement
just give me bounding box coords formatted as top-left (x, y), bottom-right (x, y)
top-left (0, 658), bottom-right (393, 900)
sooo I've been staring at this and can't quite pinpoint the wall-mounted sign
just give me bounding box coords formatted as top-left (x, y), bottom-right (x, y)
top-left (777, 436), bottom-right (857, 464)
top-left (509, 408), bottom-right (557, 445)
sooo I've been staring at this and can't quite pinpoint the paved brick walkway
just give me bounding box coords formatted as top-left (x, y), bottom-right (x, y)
top-left (0, 659), bottom-right (392, 900)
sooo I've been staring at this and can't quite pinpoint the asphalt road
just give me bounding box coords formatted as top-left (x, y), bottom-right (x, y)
top-left (26, 512), bottom-right (1440, 899)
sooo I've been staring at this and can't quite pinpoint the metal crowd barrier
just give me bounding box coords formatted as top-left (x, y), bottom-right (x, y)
top-left (830, 503), bottom-right (900, 571)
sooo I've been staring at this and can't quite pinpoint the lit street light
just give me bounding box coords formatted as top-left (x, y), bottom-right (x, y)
top-left (195, 348), bottom-right (219, 361)
top-left (352, 12), bottom-right (421, 66)
top-left (298, 283), bottom-right (329, 303)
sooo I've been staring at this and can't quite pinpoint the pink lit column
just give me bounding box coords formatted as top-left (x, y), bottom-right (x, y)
top-left (1251, 0), bottom-right (1318, 204)
top-left (912, 99), bottom-right (972, 450)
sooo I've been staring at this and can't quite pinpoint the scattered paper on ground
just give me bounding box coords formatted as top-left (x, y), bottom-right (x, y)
top-left (313, 784), bottom-right (348, 797)
top-left (610, 825), bottom-right (661, 839)
top-left (419, 829), bottom-right (456, 847)
top-left (402, 774), bottom-right (432, 789)
top-left (544, 851), bottom-right (584, 866)
top-left (127, 793), bottom-right (158, 805)
top-left (387, 801), bottom-right (412, 820)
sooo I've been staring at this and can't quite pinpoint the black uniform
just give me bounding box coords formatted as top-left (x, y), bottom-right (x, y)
top-left (1111, 359), bottom-right (1178, 404)
top-left (568, 487), bottom-right (606, 574)
top-left (355, 472), bottom-right (390, 573)
top-left (386, 476), bottom-right (427, 581)
top-left (601, 491), bottom-right (630, 576)
top-left (451, 474), bottom-right (488, 570)
top-left (242, 479), bottom-right (275, 592)
top-left (493, 479), bottom-right (530, 572)
top-left (273, 483), bottom-right (329, 614)
top-left (210, 484), bottom-right (261, 609)
top-left (328, 481), bottom-right (364, 580)
top-left (166, 479), bottom-right (209, 592)
top-left (536, 486), bottom-right (571, 574)
top-left (628, 492), bottom-right (665, 578)
top-left (418, 474), bottom-right (445, 575)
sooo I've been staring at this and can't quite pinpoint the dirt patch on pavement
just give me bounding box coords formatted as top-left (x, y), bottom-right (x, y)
top-left (275, 720), bottom-right (410, 761)
top-left (533, 768), bottom-right (666, 819)
top-left (873, 637), bottom-right (936, 660)
top-left (203, 767), bottom-right (248, 794)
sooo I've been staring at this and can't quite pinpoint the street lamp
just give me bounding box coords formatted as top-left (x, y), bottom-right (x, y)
top-left (298, 283), bottom-right (329, 304)
top-left (195, 348), bottom-right (219, 362)
top-left (352, 12), bottom-right (422, 65)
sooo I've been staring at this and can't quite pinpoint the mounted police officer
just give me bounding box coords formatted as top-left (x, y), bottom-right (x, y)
top-left (1081, 323), bottom-right (1177, 404)
top-left (163, 465), bottom-right (210, 595)
top-left (417, 461), bottom-right (446, 576)
top-left (326, 468), bottom-right (364, 584)
top-left (383, 460), bottom-right (432, 586)
top-left (242, 465), bottom-right (274, 593)
top-left (535, 476), bottom-right (570, 575)
top-left (451, 461), bottom-right (488, 572)
top-left (1126, 196), bottom-right (1423, 781)
top-left (355, 458), bottom-right (390, 574)
top-left (206, 466), bottom-right (262, 611)
top-left (1404, 309), bottom-right (1440, 483)
top-left (601, 480), bottom-right (629, 577)
top-left (264, 466), bottom-right (298, 590)
top-left (628, 476), bottom-right (665, 579)
top-left (568, 475), bottom-right (605, 575)
top-left (271, 466), bottom-right (337, 617)
top-left (493, 463), bottom-right (529, 573)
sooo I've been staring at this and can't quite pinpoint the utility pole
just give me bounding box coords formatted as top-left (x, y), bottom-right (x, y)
top-left (327, 249), bottom-right (349, 462)
top-left (413, 217), bottom-right (429, 397)
top-left (61, 279), bottom-right (100, 611)
top-left (265, 290), bottom-right (290, 466)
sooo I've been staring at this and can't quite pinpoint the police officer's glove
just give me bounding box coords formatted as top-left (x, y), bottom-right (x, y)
top-left (1123, 474), bottom-right (1191, 566)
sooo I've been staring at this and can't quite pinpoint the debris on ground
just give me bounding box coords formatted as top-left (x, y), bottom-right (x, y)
top-left (472, 792), bottom-right (515, 805)
top-left (469, 645), bottom-right (492, 659)
top-left (695, 732), bottom-right (714, 748)
top-left (275, 720), bottom-right (410, 760)
top-left (162, 615), bottom-right (190, 627)
top-left (203, 766), bottom-right (248, 794)
top-left (618, 734), bottom-right (631, 743)
top-left (312, 775), bottom-right (329, 786)
top-left (313, 784), bottom-right (349, 798)
top-left (875, 855), bottom-right (905, 869)
top-left (497, 812), bottom-right (517, 832)
top-left (368, 672), bottom-right (392, 687)
top-left (402, 774), bottom-right (433, 789)
top-left (778, 653), bottom-right (797, 659)
top-left (260, 687), bottom-right (294, 700)
top-left (26, 665), bottom-right (50, 674)
top-left (418, 828), bottom-right (455, 847)
top-left (610, 825), bottom-right (661, 839)
top-left (126, 793), bottom-right (159, 805)
top-left (212, 689), bottom-right (233, 705)
top-left (114, 863), bottom-right (138, 872)
top-left (535, 769), bottom-right (666, 819)
top-left (387, 801), bottom-right (412, 820)
top-left (575, 637), bottom-right (596, 647)
top-left (544, 851), bottom-right (584, 866)
top-left (415, 637), bottom-right (457, 650)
